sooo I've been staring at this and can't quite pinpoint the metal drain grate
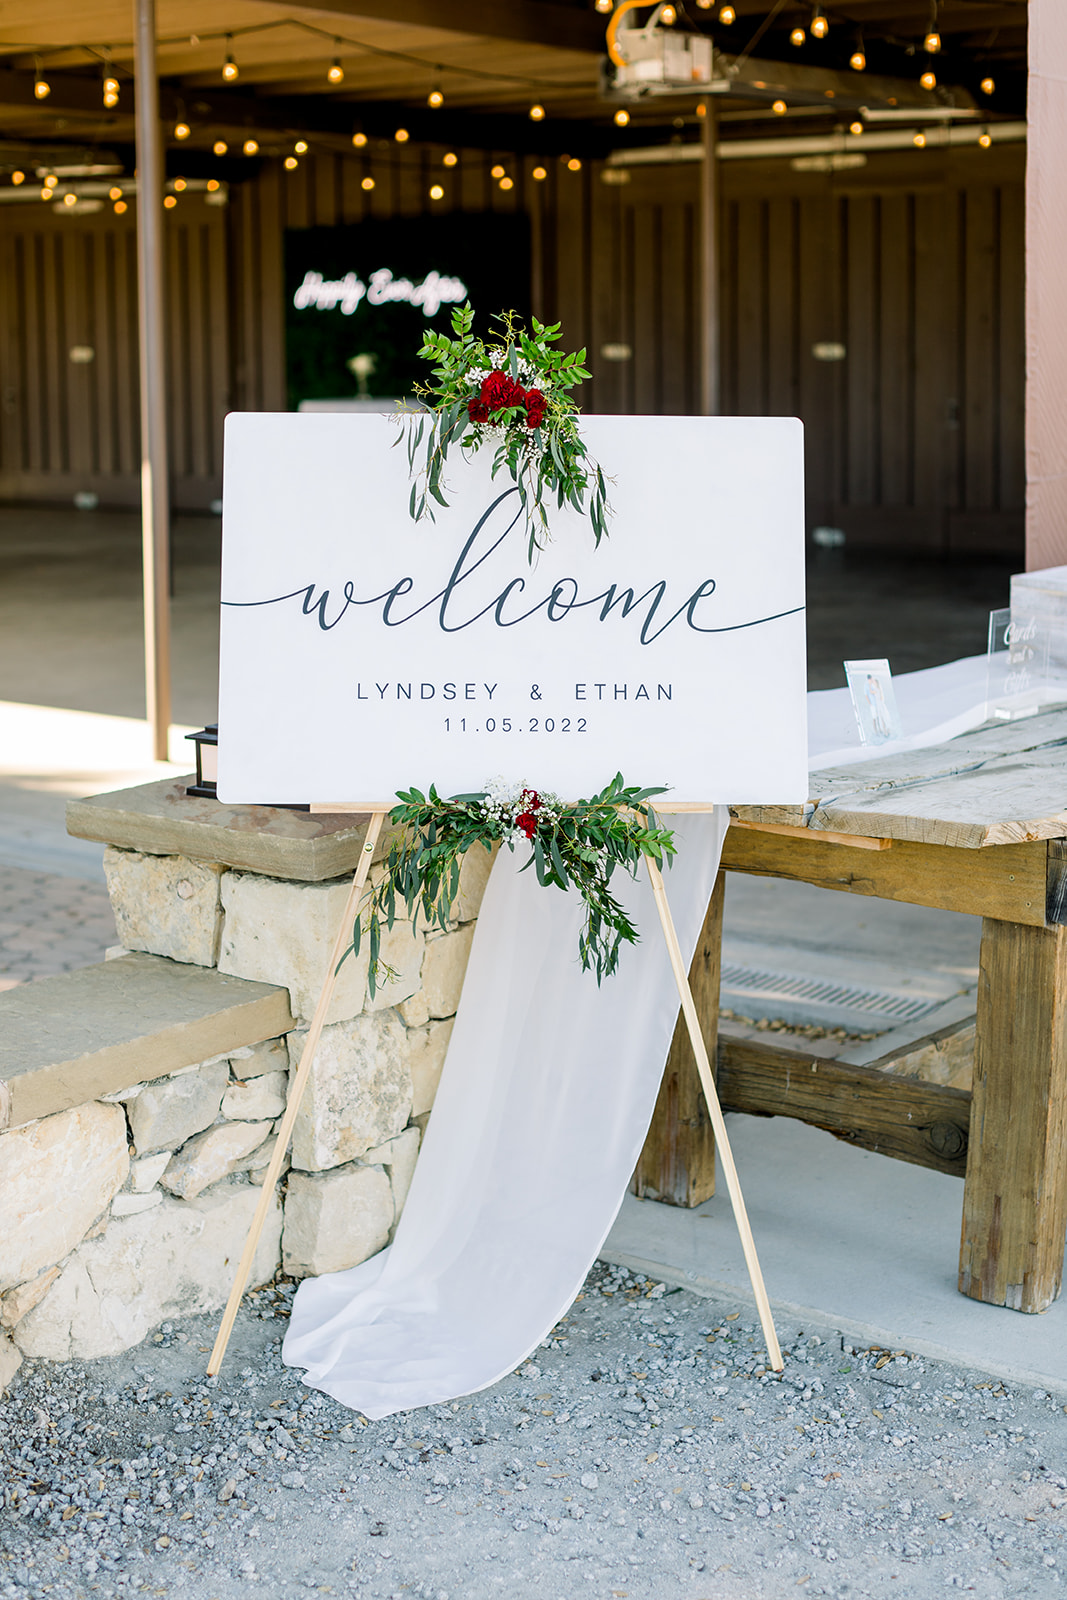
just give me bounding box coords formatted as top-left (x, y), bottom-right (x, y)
top-left (720, 961), bottom-right (941, 1030)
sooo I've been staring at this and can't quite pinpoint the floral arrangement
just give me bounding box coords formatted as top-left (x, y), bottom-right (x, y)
top-left (401, 304), bottom-right (610, 559)
top-left (345, 775), bottom-right (676, 992)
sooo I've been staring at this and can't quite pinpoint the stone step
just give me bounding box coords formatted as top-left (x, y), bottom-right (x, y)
top-left (0, 952), bottom-right (293, 1132)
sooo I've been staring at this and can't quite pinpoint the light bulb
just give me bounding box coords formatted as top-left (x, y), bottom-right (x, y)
top-left (491, 164), bottom-right (505, 179)
top-left (696, 0), bottom-right (712, 8)
top-left (206, 179), bottom-right (220, 192)
top-left (174, 178), bottom-right (187, 191)
top-left (174, 122), bottom-right (191, 140)
top-left (44, 174), bottom-right (57, 188)
top-left (163, 194), bottom-right (177, 208)
top-left (567, 157), bottom-right (582, 171)
top-left (719, 5), bottom-right (735, 22)
top-left (529, 104), bottom-right (545, 121)
top-left (920, 70), bottom-right (936, 90)
top-left (850, 49), bottom-right (866, 71)
top-left (428, 88), bottom-right (443, 108)
top-left (790, 27), bottom-right (805, 46)
top-left (395, 128), bottom-right (409, 143)
top-left (361, 175), bottom-right (375, 190)
top-left (596, 0), bottom-right (614, 10)
top-left (811, 8), bottom-right (828, 38)
top-left (772, 99), bottom-right (787, 115)
top-left (614, 108), bottom-right (630, 126)
top-left (660, 4), bottom-right (677, 24)
top-left (222, 38), bottom-right (238, 82)
top-left (40, 188), bottom-right (51, 200)
top-left (981, 76), bottom-right (995, 95)
top-left (443, 151), bottom-right (458, 167)
top-left (327, 59), bottom-right (344, 84)
top-left (284, 156), bottom-right (298, 170)
top-left (109, 186), bottom-right (122, 200)
top-left (294, 140), bottom-right (308, 154)
top-left (34, 76), bottom-right (50, 99)
top-left (114, 199), bottom-right (127, 214)
top-left (849, 120), bottom-right (863, 136)
top-left (429, 183), bottom-right (444, 199)
top-left (243, 139), bottom-right (258, 156)
top-left (62, 192), bottom-right (77, 207)
top-left (532, 165), bottom-right (547, 181)
top-left (11, 170), bottom-right (24, 185)
top-left (499, 176), bottom-right (513, 191)
top-left (103, 76), bottom-right (119, 108)
top-left (213, 140), bottom-right (228, 156)
top-left (913, 131), bottom-right (926, 148)
top-left (978, 130), bottom-right (992, 148)
top-left (924, 30), bottom-right (941, 54)
top-left (352, 131), bottom-right (367, 147)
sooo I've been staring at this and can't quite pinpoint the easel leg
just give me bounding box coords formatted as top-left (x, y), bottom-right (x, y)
top-left (644, 854), bottom-right (783, 1373)
top-left (207, 810), bottom-right (388, 1376)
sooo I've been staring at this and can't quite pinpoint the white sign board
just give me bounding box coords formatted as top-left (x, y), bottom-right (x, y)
top-left (217, 413), bottom-right (808, 806)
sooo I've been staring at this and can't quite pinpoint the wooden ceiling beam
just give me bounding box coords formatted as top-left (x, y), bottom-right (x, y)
top-left (274, 0), bottom-right (606, 55)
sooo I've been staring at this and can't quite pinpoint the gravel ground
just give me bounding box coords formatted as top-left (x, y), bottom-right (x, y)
top-left (3, 1262), bottom-right (1065, 1600)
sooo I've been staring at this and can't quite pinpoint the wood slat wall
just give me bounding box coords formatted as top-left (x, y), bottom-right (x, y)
top-left (0, 141), bottom-right (1026, 553)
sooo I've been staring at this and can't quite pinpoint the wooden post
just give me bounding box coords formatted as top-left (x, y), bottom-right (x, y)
top-left (699, 96), bottom-right (719, 417)
top-left (959, 917), bottom-right (1067, 1313)
top-left (633, 871), bottom-right (723, 1206)
top-left (644, 854), bottom-right (783, 1372)
top-left (207, 811), bottom-right (387, 1375)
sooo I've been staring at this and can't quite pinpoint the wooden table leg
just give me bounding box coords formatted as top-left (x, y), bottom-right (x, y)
top-left (959, 917), bottom-right (1067, 1313)
top-left (632, 870), bottom-right (725, 1207)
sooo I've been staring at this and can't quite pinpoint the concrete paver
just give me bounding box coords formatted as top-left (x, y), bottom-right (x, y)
top-left (0, 864), bottom-right (116, 986)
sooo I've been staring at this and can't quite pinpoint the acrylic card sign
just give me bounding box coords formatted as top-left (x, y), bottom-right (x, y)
top-left (216, 412), bottom-right (808, 806)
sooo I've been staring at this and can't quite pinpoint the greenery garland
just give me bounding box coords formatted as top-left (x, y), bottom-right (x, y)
top-left (345, 775), bottom-right (676, 993)
top-left (401, 304), bottom-right (610, 560)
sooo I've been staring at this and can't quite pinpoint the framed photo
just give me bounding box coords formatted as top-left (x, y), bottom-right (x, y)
top-left (844, 658), bottom-right (902, 746)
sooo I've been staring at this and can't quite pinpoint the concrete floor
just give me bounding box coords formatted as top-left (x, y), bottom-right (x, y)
top-left (2, 505), bottom-right (1049, 1383)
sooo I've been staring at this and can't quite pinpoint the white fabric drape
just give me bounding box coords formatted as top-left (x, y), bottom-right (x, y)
top-left (283, 811), bottom-right (728, 1419)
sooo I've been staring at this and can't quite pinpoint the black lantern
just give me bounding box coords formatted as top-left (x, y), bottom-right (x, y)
top-left (186, 724), bottom-right (218, 797)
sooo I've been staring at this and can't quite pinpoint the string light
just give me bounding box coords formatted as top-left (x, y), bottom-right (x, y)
top-left (614, 108), bottom-right (630, 126)
top-left (532, 165), bottom-right (547, 180)
top-left (491, 164), bottom-right (505, 179)
top-left (164, 194), bottom-right (177, 208)
top-left (529, 104), bottom-right (545, 121)
top-left (62, 192), bottom-right (77, 207)
top-left (850, 44), bottom-right (866, 71)
top-left (294, 140), bottom-right (308, 154)
top-left (810, 6), bottom-right (828, 38)
top-left (108, 185), bottom-right (122, 199)
top-left (327, 47), bottom-right (344, 85)
top-left (443, 151), bottom-right (458, 167)
top-left (696, 0), bottom-right (712, 8)
top-left (222, 38), bottom-right (238, 81)
top-left (660, 5), bottom-right (676, 23)
top-left (772, 99), bottom-right (787, 115)
top-left (924, 4), bottom-right (941, 54)
top-left (361, 175), bottom-right (375, 190)
top-left (33, 57), bottom-right (50, 99)
top-left (174, 122), bottom-right (191, 140)
top-left (11, 170), bottom-right (24, 185)
top-left (428, 88), bottom-right (444, 108)
top-left (978, 129), bottom-right (992, 148)
top-left (913, 131), bottom-right (926, 147)
top-left (174, 178), bottom-right (187, 191)
top-left (790, 27), bottom-right (805, 46)
top-left (243, 138), bottom-right (258, 155)
top-left (849, 120), bottom-right (863, 136)
top-left (920, 70), bottom-right (936, 90)
top-left (43, 174), bottom-right (57, 189)
top-left (980, 76), bottom-right (995, 95)
top-left (352, 131), bottom-right (367, 147)
top-left (114, 199), bottom-right (127, 214)
top-left (719, 5), bottom-right (735, 22)
top-left (103, 65), bottom-right (120, 109)
top-left (499, 176), bottom-right (513, 190)
top-left (429, 183), bottom-right (444, 199)
top-left (567, 157), bottom-right (582, 171)
top-left (206, 178), bottom-right (220, 192)
top-left (284, 156), bottom-right (298, 170)
top-left (394, 128), bottom-right (409, 142)
top-left (213, 140), bottom-right (228, 156)
top-left (596, 0), bottom-right (613, 10)
top-left (39, 188), bottom-right (51, 200)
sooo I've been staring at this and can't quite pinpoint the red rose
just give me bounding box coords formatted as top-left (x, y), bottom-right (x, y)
top-left (481, 370), bottom-right (526, 413)
top-left (524, 388), bottom-right (546, 428)
top-left (468, 397), bottom-right (489, 423)
top-left (515, 788), bottom-right (541, 840)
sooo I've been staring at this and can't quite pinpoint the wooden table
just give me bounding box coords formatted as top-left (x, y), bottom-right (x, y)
top-left (635, 706), bottom-right (1067, 1315)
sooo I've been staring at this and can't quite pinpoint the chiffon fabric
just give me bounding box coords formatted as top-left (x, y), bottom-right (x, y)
top-left (283, 810), bottom-right (729, 1419)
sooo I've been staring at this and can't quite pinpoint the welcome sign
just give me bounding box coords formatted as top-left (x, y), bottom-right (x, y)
top-left (216, 413), bottom-right (808, 807)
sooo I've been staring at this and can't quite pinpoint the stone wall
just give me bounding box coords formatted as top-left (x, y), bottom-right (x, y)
top-left (0, 840), bottom-right (492, 1390)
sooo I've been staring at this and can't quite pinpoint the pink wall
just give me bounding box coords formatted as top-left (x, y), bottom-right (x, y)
top-left (1026, 0), bottom-right (1067, 569)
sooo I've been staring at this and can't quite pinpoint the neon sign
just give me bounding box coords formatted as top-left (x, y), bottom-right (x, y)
top-left (292, 266), bottom-right (468, 317)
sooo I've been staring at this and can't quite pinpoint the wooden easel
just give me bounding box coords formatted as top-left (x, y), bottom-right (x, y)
top-left (208, 807), bottom-right (783, 1377)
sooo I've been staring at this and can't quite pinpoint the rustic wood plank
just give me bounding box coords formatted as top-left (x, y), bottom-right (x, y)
top-left (717, 1033), bottom-right (970, 1177)
top-left (959, 919), bottom-right (1067, 1312)
top-left (720, 826), bottom-right (1048, 925)
top-left (730, 819), bottom-right (892, 851)
top-left (1046, 840), bottom-right (1067, 926)
top-left (632, 871), bottom-right (723, 1208)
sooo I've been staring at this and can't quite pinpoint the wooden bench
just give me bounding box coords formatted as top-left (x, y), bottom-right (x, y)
top-left (636, 705), bottom-right (1067, 1316)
